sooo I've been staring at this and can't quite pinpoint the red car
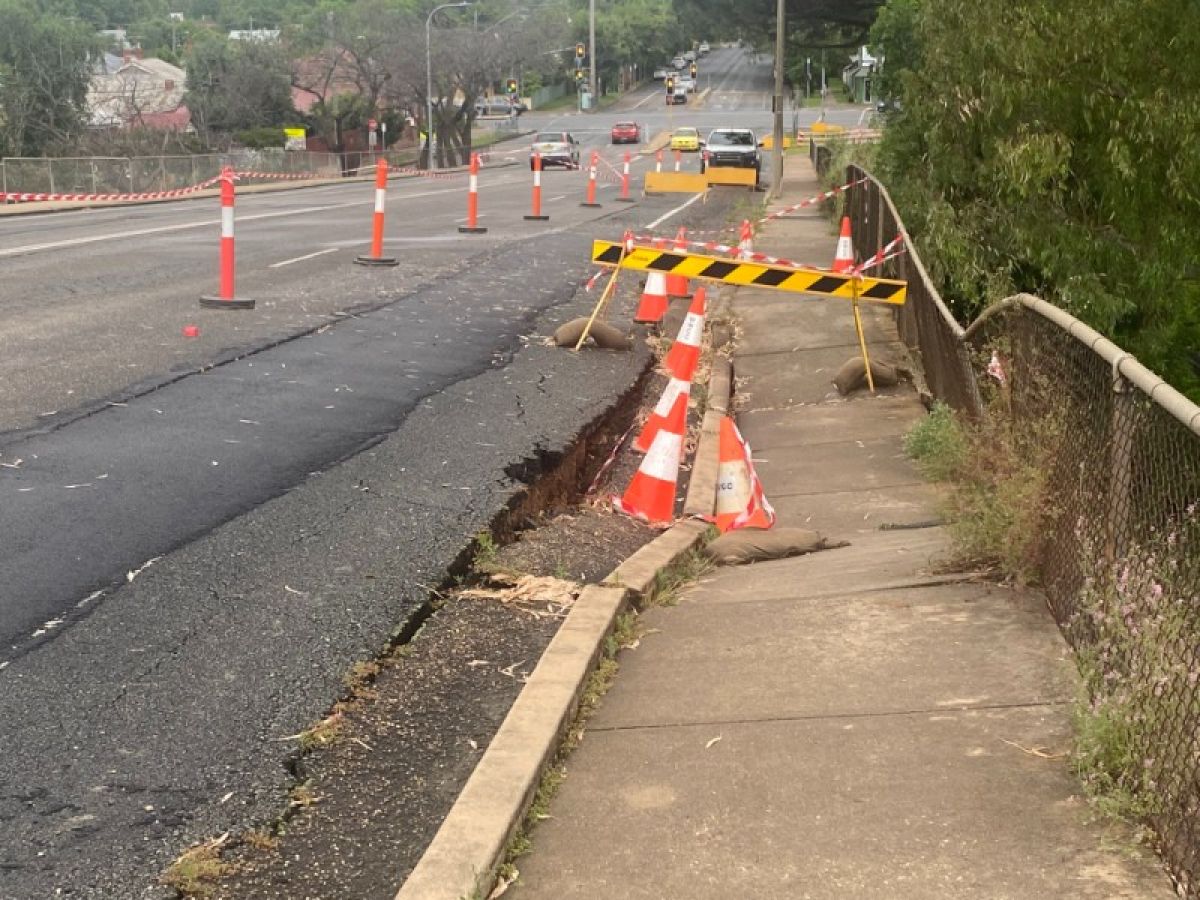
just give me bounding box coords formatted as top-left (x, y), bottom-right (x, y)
top-left (610, 121), bottom-right (640, 144)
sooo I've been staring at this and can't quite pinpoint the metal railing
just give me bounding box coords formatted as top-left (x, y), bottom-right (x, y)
top-left (843, 164), bottom-right (1200, 897)
top-left (0, 150), bottom-right (345, 196)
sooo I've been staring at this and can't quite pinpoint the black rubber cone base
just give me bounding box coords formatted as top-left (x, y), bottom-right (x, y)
top-left (580, 202), bottom-right (602, 208)
top-left (615, 197), bottom-right (636, 203)
top-left (523, 214), bottom-right (550, 221)
top-left (200, 295), bottom-right (255, 310)
top-left (458, 226), bottom-right (488, 234)
top-left (354, 255), bottom-right (399, 267)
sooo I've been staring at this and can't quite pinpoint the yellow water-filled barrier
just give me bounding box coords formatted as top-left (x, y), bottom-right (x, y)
top-left (705, 167), bottom-right (757, 187)
top-left (643, 171), bottom-right (709, 194)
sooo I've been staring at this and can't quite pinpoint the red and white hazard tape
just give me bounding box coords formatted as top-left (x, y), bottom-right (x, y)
top-left (230, 170), bottom-right (323, 182)
top-left (852, 234), bottom-right (905, 275)
top-left (761, 177), bottom-right (868, 221)
top-left (0, 175), bottom-right (225, 204)
top-left (0, 168), bottom-right (335, 204)
top-left (628, 233), bottom-right (817, 270)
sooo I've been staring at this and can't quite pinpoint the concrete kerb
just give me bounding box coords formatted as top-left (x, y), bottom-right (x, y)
top-left (395, 319), bottom-right (735, 900)
top-left (641, 131), bottom-right (673, 156)
top-left (683, 355), bottom-right (730, 518)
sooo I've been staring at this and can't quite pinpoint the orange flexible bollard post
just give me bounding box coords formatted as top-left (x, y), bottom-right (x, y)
top-left (524, 152), bottom-right (550, 221)
top-left (581, 150), bottom-right (601, 208)
top-left (355, 158), bottom-right (398, 266)
top-left (200, 167), bottom-right (254, 309)
top-left (616, 151), bottom-right (634, 202)
top-left (458, 152), bottom-right (487, 234)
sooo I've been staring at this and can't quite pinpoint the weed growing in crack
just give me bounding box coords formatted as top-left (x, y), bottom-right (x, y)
top-left (644, 548), bottom-right (714, 607)
top-left (297, 710), bottom-right (344, 752)
top-left (160, 838), bottom-right (234, 897)
top-left (472, 531), bottom-right (499, 573)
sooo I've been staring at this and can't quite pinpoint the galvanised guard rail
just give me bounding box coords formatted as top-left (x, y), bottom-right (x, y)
top-left (843, 163), bottom-right (1200, 898)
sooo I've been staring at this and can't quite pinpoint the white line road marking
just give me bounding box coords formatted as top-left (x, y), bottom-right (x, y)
top-left (630, 90), bottom-right (661, 110)
top-left (269, 247), bottom-right (339, 268)
top-left (548, 195), bottom-right (568, 202)
top-left (647, 192), bottom-right (704, 230)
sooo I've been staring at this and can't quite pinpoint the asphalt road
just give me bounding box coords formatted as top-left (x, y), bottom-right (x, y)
top-left (0, 44), bottom-right (787, 899)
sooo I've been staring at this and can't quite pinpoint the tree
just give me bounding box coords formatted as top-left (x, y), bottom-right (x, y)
top-left (872, 0), bottom-right (1200, 396)
top-left (184, 29), bottom-right (296, 142)
top-left (0, 0), bottom-right (97, 156)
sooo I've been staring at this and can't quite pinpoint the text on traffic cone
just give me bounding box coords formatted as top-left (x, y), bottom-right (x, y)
top-left (714, 416), bottom-right (776, 532)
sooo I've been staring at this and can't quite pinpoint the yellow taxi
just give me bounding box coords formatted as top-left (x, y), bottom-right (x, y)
top-left (669, 127), bottom-right (701, 152)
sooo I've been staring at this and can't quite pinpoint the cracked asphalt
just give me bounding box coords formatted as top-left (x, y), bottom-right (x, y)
top-left (0, 180), bottom-right (749, 899)
top-left (0, 45), bottom-right (775, 896)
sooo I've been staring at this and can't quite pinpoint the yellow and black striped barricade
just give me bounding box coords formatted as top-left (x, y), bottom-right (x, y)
top-left (590, 240), bottom-right (907, 305)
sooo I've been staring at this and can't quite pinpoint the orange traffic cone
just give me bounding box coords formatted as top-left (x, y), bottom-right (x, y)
top-left (738, 219), bottom-right (753, 260)
top-left (714, 417), bottom-right (776, 532)
top-left (633, 377), bottom-right (689, 453)
top-left (666, 226), bottom-right (690, 299)
top-left (663, 286), bottom-right (706, 382)
top-left (614, 392), bottom-right (687, 525)
top-left (634, 270), bottom-right (669, 324)
top-left (832, 216), bottom-right (854, 273)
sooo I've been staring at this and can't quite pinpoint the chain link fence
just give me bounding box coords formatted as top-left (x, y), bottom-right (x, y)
top-left (1, 149), bottom-right (345, 196)
top-left (844, 164), bottom-right (1200, 898)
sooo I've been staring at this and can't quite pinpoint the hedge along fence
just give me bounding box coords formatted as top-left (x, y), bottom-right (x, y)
top-left (843, 163), bottom-right (1200, 898)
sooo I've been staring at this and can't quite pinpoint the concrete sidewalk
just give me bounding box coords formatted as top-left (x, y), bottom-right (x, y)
top-left (505, 158), bottom-right (1173, 897)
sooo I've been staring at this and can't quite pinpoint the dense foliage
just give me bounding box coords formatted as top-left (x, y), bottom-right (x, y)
top-left (871, 0), bottom-right (1200, 396)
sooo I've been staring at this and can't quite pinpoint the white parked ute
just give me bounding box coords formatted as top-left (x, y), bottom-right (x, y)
top-left (530, 131), bottom-right (580, 169)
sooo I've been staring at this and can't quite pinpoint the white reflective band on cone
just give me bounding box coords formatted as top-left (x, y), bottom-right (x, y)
top-left (677, 313), bottom-right (703, 346)
top-left (644, 270), bottom-right (668, 292)
top-left (641, 431), bottom-right (683, 481)
top-left (469, 175), bottom-right (478, 192)
top-left (221, 207), bottom-right (235, 238)
top-left (652, 379), bottom-right (689, 416)
top-left (374, 188), bottom-right (386, 213)
top-left (534, 170), bottom-right (541, 187)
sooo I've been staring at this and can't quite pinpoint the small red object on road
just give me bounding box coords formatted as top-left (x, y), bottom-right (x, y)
top-left (182, 324), bottom-right (200, 338)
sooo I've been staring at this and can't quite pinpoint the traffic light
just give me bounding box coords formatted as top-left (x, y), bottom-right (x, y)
top-left (575, 68), bottom-right (585, 83)
top-left (575, 42), bottom-right (585, 60)
top-left (506, 78), bottom-right (518, 94)
top-left (689, 62), bottom-right (697, 78)
top-left (665, 75), bottom-right (675, 92)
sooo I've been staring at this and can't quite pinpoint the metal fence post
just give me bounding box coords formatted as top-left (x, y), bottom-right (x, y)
top-left (1105, 369), bottom-right (1135, 566)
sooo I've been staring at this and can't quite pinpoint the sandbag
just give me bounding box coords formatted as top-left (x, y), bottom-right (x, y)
top-left (553, 317), bottom-right (632, 351)
top-left (833, 356), bottom-right (903, 395)
top-left (705, 527), bottom-right (845, 565)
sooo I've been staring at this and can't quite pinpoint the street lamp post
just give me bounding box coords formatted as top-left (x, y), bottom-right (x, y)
top-left (771, 0), bottom-right (785, 198)
top-left (426, 1), bottom-right (471, 170)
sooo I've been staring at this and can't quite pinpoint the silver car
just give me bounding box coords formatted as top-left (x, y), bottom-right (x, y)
top-left (531, 131), bottom-right (580, 169)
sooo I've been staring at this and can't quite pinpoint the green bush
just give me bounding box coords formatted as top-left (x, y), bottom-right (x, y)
top-left (903, 401), bottom-right (965, 481)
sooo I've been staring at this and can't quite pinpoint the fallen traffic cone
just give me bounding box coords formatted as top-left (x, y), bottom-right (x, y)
top-left (738, 218), bottom-right (753, 260)
top-left (633, 377), bottom-right (690, 453)
top-left (613, 391), bottom-right (687, 525)
top-left (663, 286), bottom-right (706, 382)
top-left (714, 417), bottom-right (776, 533)
top-left (666, 226), bottom-right (690, 299)
top-left (633, 270), bottom-right (669, 324)
top-left (832, 215), bottom-right (854, 273)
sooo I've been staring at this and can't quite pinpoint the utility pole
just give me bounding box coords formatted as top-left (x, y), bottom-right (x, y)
top-left (588, 0), bottom-right (596, 110)
top-left (771, 0), bottom-right (785, 198)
